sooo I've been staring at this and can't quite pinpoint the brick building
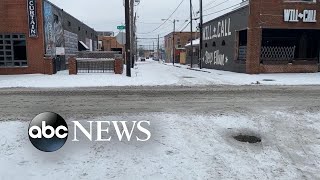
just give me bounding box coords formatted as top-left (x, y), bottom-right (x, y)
top-left (0, 0), bottom-right (98, 75)
top-left (164, 32), bottom-right (199, 63)
top-left (98, 36), bottom-right (124, 53)
top-left (202, 0), bottom-right (320, 74)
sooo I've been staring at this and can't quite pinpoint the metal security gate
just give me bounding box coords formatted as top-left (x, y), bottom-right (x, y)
top-left (76, 59), bottom-right (114, 73)
top-left (260, 46), bottom-right (296, 62)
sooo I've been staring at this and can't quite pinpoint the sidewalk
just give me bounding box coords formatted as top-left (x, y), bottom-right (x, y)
top-left (1, 60), bottom-right (320, 88)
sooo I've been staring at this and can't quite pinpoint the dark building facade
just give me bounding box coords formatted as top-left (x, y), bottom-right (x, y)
top-left (202, 0), bottom-right (320, 74)
top-left (0, 0), bottom-right (98, 75)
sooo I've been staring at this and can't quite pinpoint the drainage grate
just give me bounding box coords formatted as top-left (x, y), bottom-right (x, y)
top-left (233, 134), bottom-right (261, 144)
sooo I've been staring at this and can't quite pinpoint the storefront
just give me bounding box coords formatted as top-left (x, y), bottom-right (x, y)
top-left (202, 0), bottom-right (320, 74)
top-left (0, 0), bottom-right (98, 75)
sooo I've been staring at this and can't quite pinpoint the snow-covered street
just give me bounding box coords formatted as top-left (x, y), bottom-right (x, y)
top-left (1, 110), bottom-right (320, 180)
top-left (0, 86), bottom-right (320, 179)
top-left (1, 59), bottom-right (320, 88)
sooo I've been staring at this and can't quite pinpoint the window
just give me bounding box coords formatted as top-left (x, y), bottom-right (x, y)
top-left (284, 0), bottom-right (316, 2)
top-left (0, 34), bottom-right (27, 67)
top-left (78, 27), bottom-right (81, 31)
top-left (68, 21), bottom-right (71, 27)
top-left (212, 42), bottom-right (216, 47)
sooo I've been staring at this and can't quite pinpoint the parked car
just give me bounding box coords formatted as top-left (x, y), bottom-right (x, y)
top-left (141, 57), bottom-right (146, 61)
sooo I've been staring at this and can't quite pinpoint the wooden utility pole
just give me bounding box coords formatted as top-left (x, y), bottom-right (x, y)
top-left (189, 0), bottom-right (194, 68)
top-left (172, 20), bottom-right (176, 65)
top-left (199, 0), bottom-right (203, 69)
top-left (125, 0), bottom-right (131, 77)
top-left (130, 0), bottom-right (134, 68)
top-left (157, 34), bottom-right (160, 60)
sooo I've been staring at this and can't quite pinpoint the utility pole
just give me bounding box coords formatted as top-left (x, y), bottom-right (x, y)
top-left (172, 19), bottom-right (176, 66)
top-left (125, 0), bottom-right (131, 77)
top-left (135, 12), bottom-right (138, 62)
top-left (189, 0), bottom-right (194, 68)
top-left (130, 0), bottom-right (134, 68)
top-left (157, 34), bottom-right (160, 61)
top-left (199, 0), bottom-right (203, 69)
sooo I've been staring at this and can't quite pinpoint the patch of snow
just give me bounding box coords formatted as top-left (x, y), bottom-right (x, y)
top-left (1, 111), bottom-right (320, 179)
top-left (1, 60), bottom-right (320, 88)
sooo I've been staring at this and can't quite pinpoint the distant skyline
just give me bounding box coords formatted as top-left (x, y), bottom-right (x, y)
top-left (48, 0), bottom-right (242, 47)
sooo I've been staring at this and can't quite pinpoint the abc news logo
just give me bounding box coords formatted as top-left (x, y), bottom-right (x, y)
top-left (28, 112), bottom-right (151, 152)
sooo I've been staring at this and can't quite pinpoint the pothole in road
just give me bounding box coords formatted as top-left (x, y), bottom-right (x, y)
top-left (233, 134), bottom-right (261, 144)
top-left (182, 76), bottom-right (196, 79)
top-left (262, 79), bottom-right (275, 82)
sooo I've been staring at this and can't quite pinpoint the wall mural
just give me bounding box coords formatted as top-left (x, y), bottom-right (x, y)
top-left (203, 18), bottom-right (232, 40)
top-left (44, 1), bottom-right (64, 56)
top-left (204, 50), bottom-right (228, 66)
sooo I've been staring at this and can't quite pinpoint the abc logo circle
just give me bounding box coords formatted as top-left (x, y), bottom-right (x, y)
top-left (28, 112), bottom-right (68, 152)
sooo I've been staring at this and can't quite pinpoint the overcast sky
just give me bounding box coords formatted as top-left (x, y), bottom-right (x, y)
top-left (49, 0), bottom-right (242, 48)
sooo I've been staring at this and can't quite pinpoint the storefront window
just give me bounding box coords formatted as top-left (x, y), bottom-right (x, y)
top-left (0, 34), bottom-right (27, 67)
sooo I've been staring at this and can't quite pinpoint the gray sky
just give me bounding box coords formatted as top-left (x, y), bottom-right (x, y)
top-left (49, 0), bottom-right (241, 48)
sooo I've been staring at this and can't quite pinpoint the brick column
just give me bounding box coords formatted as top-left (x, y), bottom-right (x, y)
top-left (246, 0), bottom-right (263, 74)
top-left (43, 56), bottom-right (54, 75)
top-left (68, 56), bottom-right (77, 75)
top-left (114, 56), bottom-right (124, 74)
top-left (246, 27), bottom-right (262, 74)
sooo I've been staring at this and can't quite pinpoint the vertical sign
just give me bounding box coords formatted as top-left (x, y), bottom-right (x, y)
top-left (28, 0), bottom-right (38, 37)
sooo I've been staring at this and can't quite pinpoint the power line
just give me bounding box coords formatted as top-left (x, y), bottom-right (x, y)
top-left (180, 21), bottom-right (191, 32)
top-left (203, 3), bottom-right (240, 17)
top-left (204, 0), bottom-right (230, 12)
top-left (137, 0), bottom-right (185, 34)
top-left (204, 0), bottom-right (218, 7)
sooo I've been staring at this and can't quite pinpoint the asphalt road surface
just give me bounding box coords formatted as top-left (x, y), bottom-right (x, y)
top-left (0, 85), bottom-right (320, 121)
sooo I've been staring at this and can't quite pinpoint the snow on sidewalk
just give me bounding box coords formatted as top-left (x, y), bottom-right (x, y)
top-left (1, 111), bottom-right (320, 179)
top-left (1, 60), bottom-right (320, 88)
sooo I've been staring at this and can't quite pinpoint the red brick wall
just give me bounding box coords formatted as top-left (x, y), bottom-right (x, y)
top-left (0, 0), bottom-right (45, 75)
top-left (261, 64), bottom-right (318, 73)
top-left (68, 56), bottom-right (77, 75)
top-left (247, 0), bottom-right (320, 74)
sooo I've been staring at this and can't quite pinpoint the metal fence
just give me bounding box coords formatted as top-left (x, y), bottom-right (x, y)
top-left (76, 59), bottom-right (114, 73)
top-left (261, 46), bottom-right (295, 62)
top-left (238, 46), bottom-right (247, 61)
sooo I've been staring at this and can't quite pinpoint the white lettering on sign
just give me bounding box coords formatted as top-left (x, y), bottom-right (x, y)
top-left (28, 0), bottom-right (38, 37)
top-left (203, 18), bottom-right (232, 41)
top-left (204, 50), bottom-right (228, 66)
top-left (284, 9), bottom-right (316, 23)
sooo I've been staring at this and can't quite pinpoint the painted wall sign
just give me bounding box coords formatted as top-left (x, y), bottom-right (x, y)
top-left (203, 18), bottom-right (232, 40)
top-left (284, 9), bottom-right (316, 23)
top-left (204, 50), bottom-right (228, 66)
top-left (27, 0), bottom-right (38, 37)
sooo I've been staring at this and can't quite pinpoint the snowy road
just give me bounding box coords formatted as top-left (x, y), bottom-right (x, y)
top-left (0, 86), bottom-right (320, 179)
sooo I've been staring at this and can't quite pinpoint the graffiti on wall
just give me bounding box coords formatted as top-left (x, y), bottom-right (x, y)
top-left (44, 1), bottom-right (64, 56)
top-left (203, 18), bottom-right (232, 40)
top-left (204, 50), bottom-right (228, 66)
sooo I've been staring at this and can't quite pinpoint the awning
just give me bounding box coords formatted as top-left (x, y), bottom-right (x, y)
top-left (185, 39), bottom-right (200, 47)
top-left (78, 41), bottom-right (89, 51)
